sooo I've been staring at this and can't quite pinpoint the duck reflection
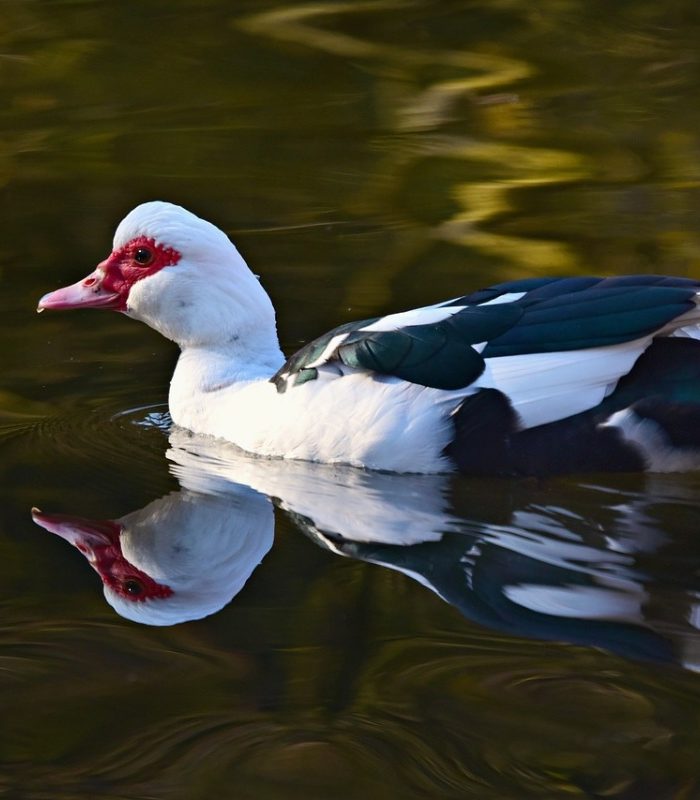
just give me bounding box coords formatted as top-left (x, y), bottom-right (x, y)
top-left (32, 429), bottom-right (700, 669)
top-left (32, 471), bottom-right (274, 626)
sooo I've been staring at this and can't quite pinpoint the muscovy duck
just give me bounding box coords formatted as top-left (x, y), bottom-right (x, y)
top-left (38, 201), bottom-right (700, 475)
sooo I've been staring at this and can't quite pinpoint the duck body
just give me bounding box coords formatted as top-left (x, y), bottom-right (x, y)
top-left (38, 201), bottom-right (700, 476)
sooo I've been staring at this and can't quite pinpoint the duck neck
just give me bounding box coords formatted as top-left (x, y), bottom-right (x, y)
top-left (169, 332), bottom-right (285, 425)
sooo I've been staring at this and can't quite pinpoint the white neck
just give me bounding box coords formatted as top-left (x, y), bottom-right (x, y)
top-left (169, 333), bottom-right (285, 429)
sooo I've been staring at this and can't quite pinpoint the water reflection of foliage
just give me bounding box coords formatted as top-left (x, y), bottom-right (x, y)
top-left (242, 0), bottom-right (700, 311)
top-left (4, 0), bottom-right (700, 323)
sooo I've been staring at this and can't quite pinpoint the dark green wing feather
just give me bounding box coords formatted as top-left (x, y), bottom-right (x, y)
top-left (272, 304), bottom-right (522, 392)
top-left (272, 275), bottom-right (700, 393)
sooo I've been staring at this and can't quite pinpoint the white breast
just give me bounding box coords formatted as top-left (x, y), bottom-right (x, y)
top-left (171, 365), bottom-right (466, 473)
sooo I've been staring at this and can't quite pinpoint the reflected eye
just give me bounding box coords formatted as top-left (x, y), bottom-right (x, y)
top-left (123, 578), bottom-right (144, 596)
top-left (134, 247), bottom-right (154, 266)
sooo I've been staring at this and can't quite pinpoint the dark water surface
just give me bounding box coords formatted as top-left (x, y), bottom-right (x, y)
top-left (3, 1), bottom-right (700, 797)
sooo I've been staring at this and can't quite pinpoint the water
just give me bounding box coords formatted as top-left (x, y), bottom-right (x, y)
top-left (2, 1), bottom-right (700, 797)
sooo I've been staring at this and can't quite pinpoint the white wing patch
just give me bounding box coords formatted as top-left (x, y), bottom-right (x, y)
top-left (436, 291), bottom-right (526, 308)
top-left (304, 332), bottom-right (351, 368)
top-left (359, 305), bottom-right (466, 333)
top-left (477, 291), bottom-right (526, 306)
top-left (474, 339), bottom-right (650, 429)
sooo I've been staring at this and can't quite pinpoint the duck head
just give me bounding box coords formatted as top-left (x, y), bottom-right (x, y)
top-left (37, 201), bottom-right (278, 350)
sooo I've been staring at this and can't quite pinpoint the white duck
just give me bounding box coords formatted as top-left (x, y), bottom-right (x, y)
top-left (38, 201), bottom-right (700, 475)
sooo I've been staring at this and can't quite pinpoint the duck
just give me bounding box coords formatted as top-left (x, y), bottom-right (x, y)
top-left (38, 201), bottom-right (700, 476)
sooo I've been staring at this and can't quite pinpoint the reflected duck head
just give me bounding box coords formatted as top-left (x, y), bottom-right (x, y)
top-left (31, 484), bottom-right (274, 626)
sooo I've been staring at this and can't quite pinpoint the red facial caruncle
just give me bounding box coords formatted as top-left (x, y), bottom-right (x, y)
top-left (37, 236), bottom-right (181, 313)
top-left (98, 236), bottom-right (181, 310)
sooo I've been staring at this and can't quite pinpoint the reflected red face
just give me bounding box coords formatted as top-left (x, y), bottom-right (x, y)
top-left (38, 236), bottom-right (181, 313)
top-left (32, 511), bottom-right (173, 602)
top-left (76, 521), bottom-right (174, 602)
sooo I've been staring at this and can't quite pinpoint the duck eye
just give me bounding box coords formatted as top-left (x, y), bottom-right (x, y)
top-left (123, 578), bottom-right (144, 596)
top-left (134, 247), bottom-right (154, 266)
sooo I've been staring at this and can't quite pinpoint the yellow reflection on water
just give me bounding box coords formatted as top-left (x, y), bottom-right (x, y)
top-left (240, 0), bottom-right (586, 301)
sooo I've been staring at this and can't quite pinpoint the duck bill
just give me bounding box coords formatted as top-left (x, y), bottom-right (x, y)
top-left (37, 270), bottom-right (120, 312)
top-left (31, 508), bottom-right (121, 551)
